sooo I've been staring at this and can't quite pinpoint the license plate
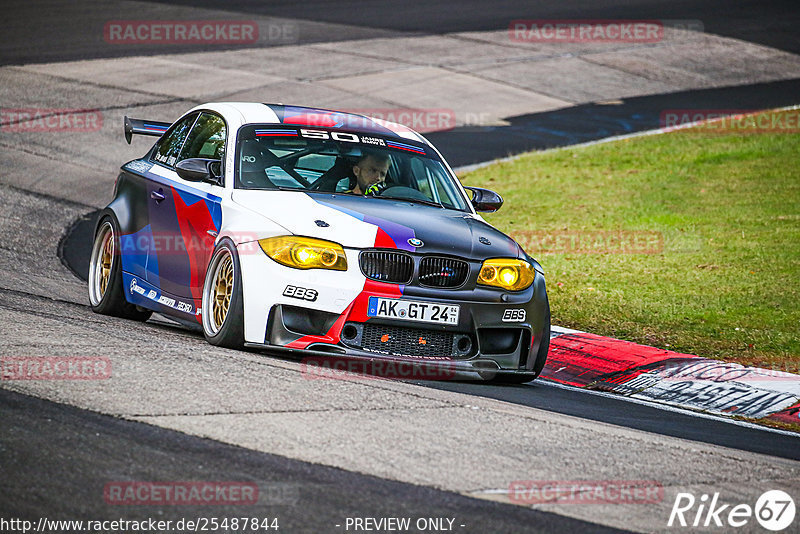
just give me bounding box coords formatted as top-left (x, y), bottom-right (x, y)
top-left (367, 297), bottom-right (459, 325)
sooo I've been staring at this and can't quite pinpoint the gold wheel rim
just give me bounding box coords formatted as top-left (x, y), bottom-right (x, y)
top-left (98, 228), bottom-right (114, 299)
top-left (211, 254), bottom-right (233, 328)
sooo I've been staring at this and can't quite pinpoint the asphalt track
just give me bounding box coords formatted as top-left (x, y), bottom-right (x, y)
top-left (3, 1), bottom-right (800, 533)
top-left (140, 0), bottom-right (800, 56)
top-left (4, 0), bottom-right (799, 65)
top-left (1, 388), bottom-right (622, 533)
top-left (420, 380), bottom-right (800, 462)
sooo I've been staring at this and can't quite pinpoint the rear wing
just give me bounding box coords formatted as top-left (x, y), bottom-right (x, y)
top-left (124, 116), bottom-right (171, 144)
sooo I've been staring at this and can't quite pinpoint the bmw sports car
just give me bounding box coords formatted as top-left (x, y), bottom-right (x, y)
top-left (88, 103), bottom-right (550, 382)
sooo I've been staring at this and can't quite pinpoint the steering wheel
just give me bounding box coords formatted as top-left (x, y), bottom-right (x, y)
top-left (378, 185), bottom-right (431, 202)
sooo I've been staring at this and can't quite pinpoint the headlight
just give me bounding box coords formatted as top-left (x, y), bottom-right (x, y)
top-left (477, 258), bottom-right (534, 291)
top-left (258, 236), bottom-right (347, 271)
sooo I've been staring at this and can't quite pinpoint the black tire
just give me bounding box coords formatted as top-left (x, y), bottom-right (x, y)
top-left (489, 373), bottom-right (538, 385)
top-left (531, 306), bottom-right (551, 377)
top-left (88, 215), bottom-right (152, 321)
top-left (488, 303), bottom-right (551, 385)
top-left (201, 239), bottom-right (245, 349)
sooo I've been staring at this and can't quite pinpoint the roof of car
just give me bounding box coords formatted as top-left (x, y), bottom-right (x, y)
top-left (195, 102), bottom-right (429, 144)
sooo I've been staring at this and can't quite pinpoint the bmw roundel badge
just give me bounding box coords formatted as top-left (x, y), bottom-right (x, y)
top-left (408, 238), bottom-right (424, 247)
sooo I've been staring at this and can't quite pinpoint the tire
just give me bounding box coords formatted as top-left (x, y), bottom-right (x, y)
top-left (88, 215), bottom-right (152, 321)
top-left (531, 305), bottom-right (551, 377)
top-left (489, 303), bottom-right (551, 385)
top-left (201, 239), bottom-right (245, 349)
top-left (489, 373), bottom-right (538, 385)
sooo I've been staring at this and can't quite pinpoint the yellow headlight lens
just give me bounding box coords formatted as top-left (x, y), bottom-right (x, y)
top-left (477, 258), bottom-right (534, 291)
top-left (479, 265), bottom-right (498, 282)
top-left (258, 236), bottom-right (347, 271)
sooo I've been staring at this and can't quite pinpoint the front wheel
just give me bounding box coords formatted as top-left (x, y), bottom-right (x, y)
top-left (88, 215), bottom-right (152, 321)
top-left (202, 239), bottom-right (245, 349)
top-left (488, 372), bottom-right (538, 385)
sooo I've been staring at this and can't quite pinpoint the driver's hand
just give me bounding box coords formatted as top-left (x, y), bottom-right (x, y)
top-left (364, 182), bottom-right (387, 196)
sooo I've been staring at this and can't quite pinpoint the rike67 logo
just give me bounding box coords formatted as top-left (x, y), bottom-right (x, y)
top-left (668, 490), bottom-right (795, 531)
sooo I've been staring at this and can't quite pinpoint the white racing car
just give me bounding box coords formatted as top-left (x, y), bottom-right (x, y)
top-left (88, 103), bottom-right (550, 382)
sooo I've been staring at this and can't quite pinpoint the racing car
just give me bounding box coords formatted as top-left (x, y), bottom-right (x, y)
top-left (88, 103), bottom-right (550, 382)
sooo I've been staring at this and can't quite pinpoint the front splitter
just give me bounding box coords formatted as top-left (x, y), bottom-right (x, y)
top-left (243, 342), bottom-right (539, 382)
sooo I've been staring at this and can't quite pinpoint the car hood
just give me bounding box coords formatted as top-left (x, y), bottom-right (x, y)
top-left (229, 190), bottom-right (521, 260)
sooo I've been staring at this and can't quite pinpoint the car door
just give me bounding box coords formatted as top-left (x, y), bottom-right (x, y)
top-left (146, 112), bottom-right (225, 310)
top-left (114, 111), bottom-right (198, 289)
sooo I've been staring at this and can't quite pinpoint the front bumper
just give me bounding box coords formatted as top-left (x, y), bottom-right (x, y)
top-left (259, 271), bottom-right (549, 377)
top-left (244, 342), bottom-right (537, 381)
top-left (238, 242), bottom-right (549, 379)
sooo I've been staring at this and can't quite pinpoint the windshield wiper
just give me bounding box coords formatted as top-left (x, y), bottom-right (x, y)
top-left (375, 195), bottom-right (444, 208)
top-left (406, 198), bottom-right (444, 208)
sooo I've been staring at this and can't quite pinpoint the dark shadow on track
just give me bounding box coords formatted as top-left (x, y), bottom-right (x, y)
top-left (58, 211), bottom-right (100, 282)
top-left (5, 0), bottom-right (799, 65)
top-left (415, 379), bottom-right (800, 461)
top-left (0, 388), bottom-right (625, 533)
top-left (432, 78), bottom-right (800, 167)
top-left (138, 0), bottom-right (800, 54)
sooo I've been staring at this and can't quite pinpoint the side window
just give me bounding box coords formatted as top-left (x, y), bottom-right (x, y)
top-left (427, 163), bottom-right (460, 208)
top-left (179, 113), bottom-right (226, 162)
top-left (153, 113), bottom-right (198, 167)
top-left (411, 158), bottom-right (432, 196)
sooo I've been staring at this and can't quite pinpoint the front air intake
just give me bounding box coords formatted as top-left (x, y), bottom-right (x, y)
top-left (418, 256), bottom-right (469, 288)
top-left (359, 251), bottom-right (414, 284)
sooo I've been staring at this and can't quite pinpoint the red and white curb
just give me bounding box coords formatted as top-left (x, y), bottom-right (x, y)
top-left (544, 326), bottom-right (800, 427)
top-left (454, 107), bottom-right (800, 429)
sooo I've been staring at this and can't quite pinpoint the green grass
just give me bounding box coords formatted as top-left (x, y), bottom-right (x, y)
top-left (460, 109), bottom-right (800, 369)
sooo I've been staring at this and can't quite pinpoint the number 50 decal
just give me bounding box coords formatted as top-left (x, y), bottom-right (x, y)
top-left (300, 129), bottom-right (360, 143)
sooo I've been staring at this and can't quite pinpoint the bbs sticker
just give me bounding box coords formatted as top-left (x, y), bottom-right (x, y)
top-left (502, 309), bottom-right (526, 322)
top-left (283, 285), bottom-right (318, 302)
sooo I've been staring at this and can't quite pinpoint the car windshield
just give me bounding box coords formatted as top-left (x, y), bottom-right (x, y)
top-left (235, 125), bottom-right (470, 211)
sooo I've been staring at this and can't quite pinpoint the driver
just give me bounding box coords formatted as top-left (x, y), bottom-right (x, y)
top-left (350, 150), bottom-right (390, 195)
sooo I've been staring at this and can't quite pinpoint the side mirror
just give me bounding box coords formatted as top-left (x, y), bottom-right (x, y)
top-left (175, 158), bottom-right (222, 185)
top-left (464, 186), bottom-right (503, 212)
